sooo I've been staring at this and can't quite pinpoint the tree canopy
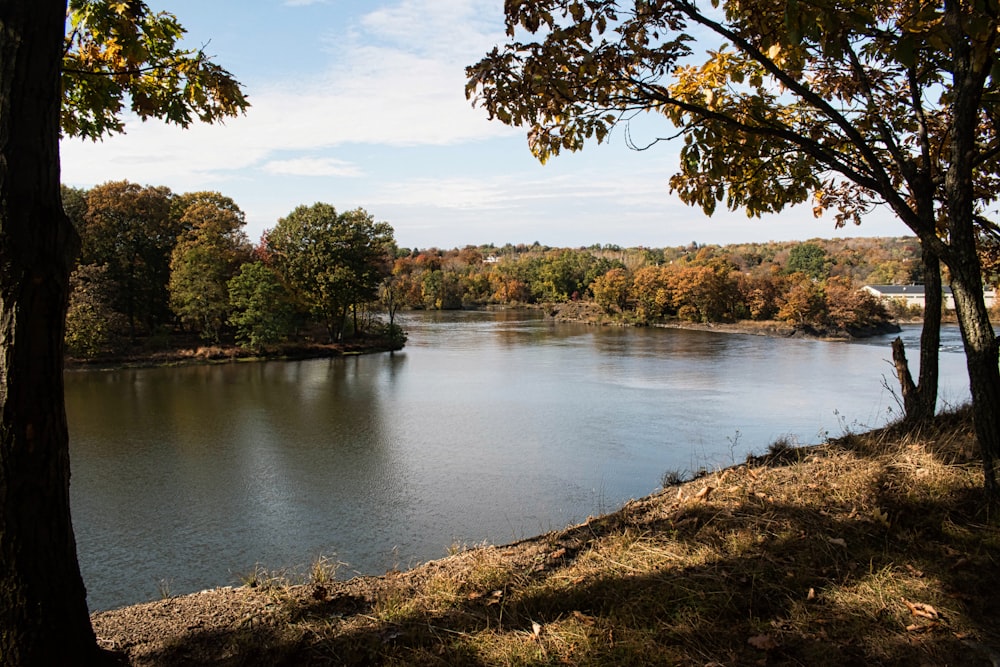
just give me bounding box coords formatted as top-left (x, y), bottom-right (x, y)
top-left (62, 0), bottom-right (248, 139)
top-left (467, 0), bottom-right (998, 236)
top-left (265, 204), bottom-right (396, 341)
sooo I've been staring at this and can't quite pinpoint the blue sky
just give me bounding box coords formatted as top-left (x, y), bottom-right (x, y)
top-left (60, 0), bottom-right (914, 250)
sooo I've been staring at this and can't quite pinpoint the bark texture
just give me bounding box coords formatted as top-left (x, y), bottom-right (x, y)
top-left (891, 249), bottom-right (943, 426)
top-left (913, 248), bottom-right (942, 422)
top-left (0, 0), bottom-right (101, 663)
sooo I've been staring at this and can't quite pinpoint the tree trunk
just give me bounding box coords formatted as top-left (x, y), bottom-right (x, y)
top-left (913, 247), bottom-right (942, 421)
top-left (0, 0), bottom-right (101, 663)
top-left (889, 254), bottom-right (943, 426)
top-left (950, 263), bottom-right (1000, 497)
top-left (891, 336), bottom-right (919, 418)
top-left (940, 0), bottom-right (1000, 501)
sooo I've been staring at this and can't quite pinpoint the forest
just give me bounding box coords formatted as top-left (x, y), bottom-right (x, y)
top-left (62, 179), bottom-right (954, 362)
top-left (388, 236), bottom-right (931, 333)
top-left (61, 181), bottom-right (401, 359)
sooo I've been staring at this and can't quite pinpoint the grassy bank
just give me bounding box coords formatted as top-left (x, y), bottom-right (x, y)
top-left (92, 407), bottom-right (1000, 665)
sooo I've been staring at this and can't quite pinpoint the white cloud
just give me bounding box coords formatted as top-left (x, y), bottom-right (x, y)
top-left (262, 157), bottom-right (363, 177)
top-left (60, 0), bottom-right (514, 192)
top-left (361, 0), bottom-right (505, 57)
top-left (370, 177), bottom-right (511, 211)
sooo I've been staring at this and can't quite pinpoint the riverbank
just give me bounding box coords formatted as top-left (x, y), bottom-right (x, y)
top-left (546, 301), bottom-right (904, 339)
top-left (91, 406), bottom-right (1000, 666)
top-left (65, 334), bottom-right (403, 371)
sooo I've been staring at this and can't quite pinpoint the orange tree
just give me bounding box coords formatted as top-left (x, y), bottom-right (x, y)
top-left (467, 0), bottom-right (1000, 497)
top-left (0, 0), bottom-right (246, 662)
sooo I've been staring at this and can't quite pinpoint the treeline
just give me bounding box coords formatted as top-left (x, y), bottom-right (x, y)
top-left (61, 179), bottom-right (937, 359)
top-left (386, 238), bottom-right (928, 331)
top-left (62, 181), bottom-right (401, 359)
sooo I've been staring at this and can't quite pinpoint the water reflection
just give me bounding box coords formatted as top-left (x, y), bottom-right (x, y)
top-left (68, 313), bottom-right (969, 611)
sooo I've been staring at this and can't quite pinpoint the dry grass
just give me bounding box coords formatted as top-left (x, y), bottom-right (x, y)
top-left (93, 405), bottom-right (1000, 665)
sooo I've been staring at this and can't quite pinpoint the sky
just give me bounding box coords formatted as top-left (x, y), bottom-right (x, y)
top-left (59, 0), bottom-right (915, 251)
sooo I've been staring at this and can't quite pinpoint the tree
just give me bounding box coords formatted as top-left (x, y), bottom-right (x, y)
top-left (592, 267), bottom-right (630, 313)
top-left (0, 3), bottom-right (97, 662)
top-left (823, 276), bottom-right (889, 331)
top-left (467, 0), bottom-right (1000, 498)
top-left (265, 204), bottom-right (395, 340)
top-left (227, 262), bottom-right (296, 351)
top-left (169, 195), bottom-right (252, 341)
top-left (786, 243), bottom-right (830, 280)
top-left (79, 180), bottom-right (178, 339)
top-left (0, 0), bottom-right (247, 661)
top-left (66, 264), bottom-right (129, 358)
top-left (62, 0), bottom-right (248, 139)
top-left (631, 265), bottom-right (674, 322)
top-left (777, 273), bottom-right (827, 326)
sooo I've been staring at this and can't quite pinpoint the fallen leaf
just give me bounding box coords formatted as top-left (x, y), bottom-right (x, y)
top-left (695, 485), bottom-right (714, 501)
top-left (902, 598), bottom-right (939, 620)
top-left (826, 537), bottom-right (847, 548)
top-left (531, 621), bottom-right (543, 639)
top-left (747, 634), bottom-right (778, 650)
top-left (904, 563), bottom-right (925, 578)
top-left (549, 547), bottom-right (566, 560)
top-left (807, 587), bottom-right (816, 600)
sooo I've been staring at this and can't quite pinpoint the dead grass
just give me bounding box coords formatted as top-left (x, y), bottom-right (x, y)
top-left (92, 405), bottom-right (1000, 665)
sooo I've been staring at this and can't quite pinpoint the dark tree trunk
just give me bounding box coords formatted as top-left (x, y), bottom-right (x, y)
top-left (893, 247), bottom-right (942, 426)
top-left (891, 336), bottom-right (919, 418)
top-left (914, 247), bottom-right (942, 421)
top-left (950, 260), bottom-right (1000, 497)
top-left (0, 0), bottom-right (101, 663)
top-left (940, 0), bottom-right (1000, 501)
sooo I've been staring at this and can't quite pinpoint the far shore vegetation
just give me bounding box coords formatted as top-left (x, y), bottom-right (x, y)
top-left (64, 180), bottom-right (975, 368)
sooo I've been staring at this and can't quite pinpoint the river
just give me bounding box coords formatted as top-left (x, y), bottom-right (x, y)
top-left (67, 311), bottom-right (970, 611)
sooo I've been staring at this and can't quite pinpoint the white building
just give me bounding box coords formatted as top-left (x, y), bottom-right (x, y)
top-left (862, 284), bottom-right (996, 311)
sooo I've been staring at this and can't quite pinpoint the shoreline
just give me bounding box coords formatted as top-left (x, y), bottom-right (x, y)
top-left (64, 306), bottom-right (916, 374)
top-left (64, 337), bottom-right (402, 372)
top-left (88, 405), bottom-right (1000, 666)
top-left (545, 301), bottom-right (905, 340)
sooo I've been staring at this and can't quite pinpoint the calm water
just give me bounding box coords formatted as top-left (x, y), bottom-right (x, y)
top-left (67, 311), bottom-right (970, 611)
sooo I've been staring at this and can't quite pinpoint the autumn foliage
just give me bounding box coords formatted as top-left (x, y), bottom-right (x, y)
top-left (387, 239), bottom-right (904, 333)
